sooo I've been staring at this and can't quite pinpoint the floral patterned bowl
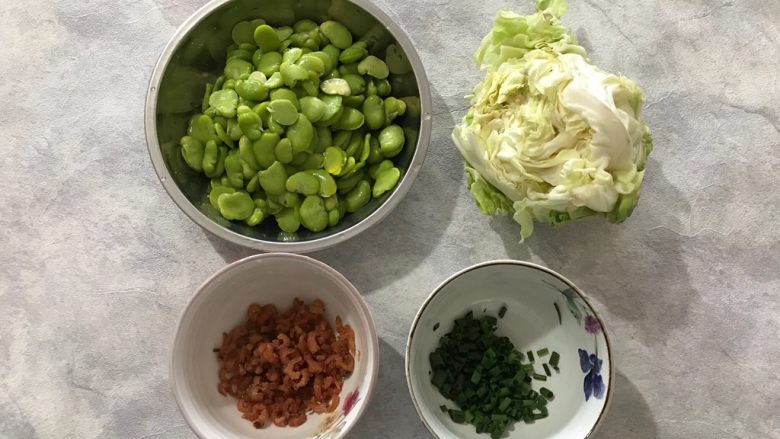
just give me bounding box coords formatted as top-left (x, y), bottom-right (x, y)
top-left (406, 260), bottom-right (612, 439)
top-left (170, 253), bottom-right (378, 439)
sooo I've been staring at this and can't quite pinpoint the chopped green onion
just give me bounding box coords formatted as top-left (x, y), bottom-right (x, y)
top-left (498, 305), bottom-right (507, 318)
top-left (549, 351), bottom-right (560, 367)
top-left (536, 348), bottom-right (549, 357)
top-left (543, 364), bottom-right (551, 376)
top-left (527, 351), bottom-right (534, 363)
top-left (533, 373), bottom-right (547, 381)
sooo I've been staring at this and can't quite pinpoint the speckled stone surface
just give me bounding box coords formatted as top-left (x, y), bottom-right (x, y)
top-left (1, 0), bottom-right (779, 438)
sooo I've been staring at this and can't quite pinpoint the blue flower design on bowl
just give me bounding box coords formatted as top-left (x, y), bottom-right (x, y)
top-left (578, 349), bottom-right (605, 401)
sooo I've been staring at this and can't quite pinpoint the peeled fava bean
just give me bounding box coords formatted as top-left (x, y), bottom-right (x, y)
top-left (179, 18), bottom-right (418, 233)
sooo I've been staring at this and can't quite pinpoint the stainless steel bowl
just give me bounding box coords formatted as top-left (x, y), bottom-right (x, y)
top-left (145, 0), bottom-right (431, 252)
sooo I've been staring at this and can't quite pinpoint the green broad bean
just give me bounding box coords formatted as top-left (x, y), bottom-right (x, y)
top-left (218, 192), bottom-right (254, 220)
top-left (302, 152), bottom-right (324, 170)
top-left (376, 79), bottom-right (392, 97)
top-left (275, 26), bottom-right (294, 42)
top-left (266, 198), bottom-right (283, 214)
top-left (362, 95), bottom-right (385, 130)
top-left (333, 130), bottom-right (352, 148)
top-left (320, 21), bottom-right (352, 49)
top-left (227, 117), bottom-right (244, 141)
top-left (278, 191), bottom-right (301, 208)
top-left (287, 114), bottom-right (314, 153)
top-left (342, 95), bottom-right (365, 108)
top-left (288, 32), bottom-right (308, 47)
top-left (344, 180), bottom-right (371, 212)
top-left (249, 71), bottom-right (267, 82)
top-left (274, 138), bottom-right (294, 163)
top-left (359, 133), bottom-right (371, 163)
top-left (237, 106), bottom-right (262, 140)
top-left (235, 79), bottom-right (268, 101)
top-left (322, 44), bottom-right (341, 66)
top-left (300, 96), bottom-right (326, 123)
top-left (323, 146), bottom-right (347, 175)
top-left (265, 71), bottom-right (284, 89)
top-left (222, 79), bottom-right (236, 90)
top-left (242, 160), bottom-right (255, 179)
top-left (339, 41), bottom-right (368, 64)
top-left (246, 174), bottom-right (260, 193)
top-left (342, 74), bottom-right (366, 95)
top-left (267, 99), bottom-right (299, 125)
top-left (238, 42), bottom-right (257, 52)
top-left (231, 21), bottom-right (256, 45)
top-left (324, 195), bottom-right (339, 211)
top-left (323, 69), bottom-right (341, 80)
top-left (224, 152), bottom-right (244, 188)
top-left (378, 124), bottom-right (405, 157)
top-left (254, 197), bottom-right (267, 209)
top-left (202, 83), bottom-right (213, 112)
top-left (366, 136), bottom-right (383, 164)
top-left (399, 96), bottom-right (421, 118)
top-left (315, 126), bottom-right (332, 152)
top-left (339, 158), bottom-right (365, 179)
top-left (320, 78), bottom-right (351, 96)
top-left (300, 79), bottom-right (320, 97)
top-left (345, 131), bottom-right (364, 157)
top-left (258, 161), bottom-right (288, 195)
top-left (293, 19), bottom-right (318, 33)
top-left (309, 169), bottom-right (337, 197)
top-left (319, 95), bottom-right (343, 122)
top-left (238, 135), bottom-right (259, 170)
top-left (291, 151), bottom-right (308, 167)
top-left (214, 122), bottom-right (234, 148)
top-left (368, 159), bottom-right (394, 180)
top-left (270, 88), bottom-right (300, 109)
top-left (208, 185), bottom-right (235, 209)
top-left (213, 75), bottom-right (225, 91)
top-left (206, 145), bottom-right (228, 178)
top-left (253, 132), bottom-right (280, 169)
top-left (297, 54), bottom-right (325, 74)
top-left (254, 24), bottom-right (281, 52)
top-left (302, 38), bottom-right (319, 51)
top-left (357, 55), bottom-right (389, 79)
top-left (336, 167), bottom-right (363, 194)
top-left (244, 207), bottom-right (266, 226)
top-left (204, 107), bottom-right (217, 118)
top-left (385, 43), bottom-right (412, 75)
top-left (338, 156), bottom-right (357, 177)
top-left (276, 207), bottom-right (300, 233)
top-left (252, 49), bottom-right (264, 68)
top-left (280, 62), bottom-right (310, 86)
top-left (310, 51), bottom-right (335, 73)
top-left (333, 107), bottom-right (364, 131)
top-left (188, 114), bottom-right (215, 143)
top-left (372, 166), bottom-right (400, 197)
top-left (209, 89), bottom-right (238, 118)
top-left (180, 136), bottom-right (204, 171)
top-left (299, 195), bottom-right (329, 232)
top-left (365, 79), bottom-right (378, 97)
top-left (286, 171), bottom-right (320, 195)
top-left (282, 47), bottom-right (303, 64)
top-left (256, 51), bottom-right (283, 76)
top-left (227, 48), bottom-right (253, 63)
top-left (384, 96), bottom-right (407, 122)
top-left (224, 58), bottom-right (253, 80)
top-left (338, 63), bottom-right (360, 76)
top-left (266, 117), bottom-right (285, 135)
top-left (327, 209), bottom-right (340, 227)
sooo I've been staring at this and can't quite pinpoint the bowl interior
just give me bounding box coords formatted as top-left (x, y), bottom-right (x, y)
top-left (171, 253), bottom-right (378, 439)
top-left (407, 262), bottom-right (611, 439)
top-left (153, 0), bottom-right (425, 245)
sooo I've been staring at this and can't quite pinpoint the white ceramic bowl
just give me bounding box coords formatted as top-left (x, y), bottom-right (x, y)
top-left (406, 261), bottom-right (612, 439)
top-left (171, 253), bottom-right (379, 439)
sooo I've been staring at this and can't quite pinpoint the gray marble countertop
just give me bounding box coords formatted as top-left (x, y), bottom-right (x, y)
top-left (2, 0), bottom-right (779, 438)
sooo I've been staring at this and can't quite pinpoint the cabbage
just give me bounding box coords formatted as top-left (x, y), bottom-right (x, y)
top-left (453, 0), bottom-right (653, 240)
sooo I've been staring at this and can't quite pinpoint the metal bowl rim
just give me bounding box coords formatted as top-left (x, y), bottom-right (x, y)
top-left (145, 0), bottom-right (432, 253)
